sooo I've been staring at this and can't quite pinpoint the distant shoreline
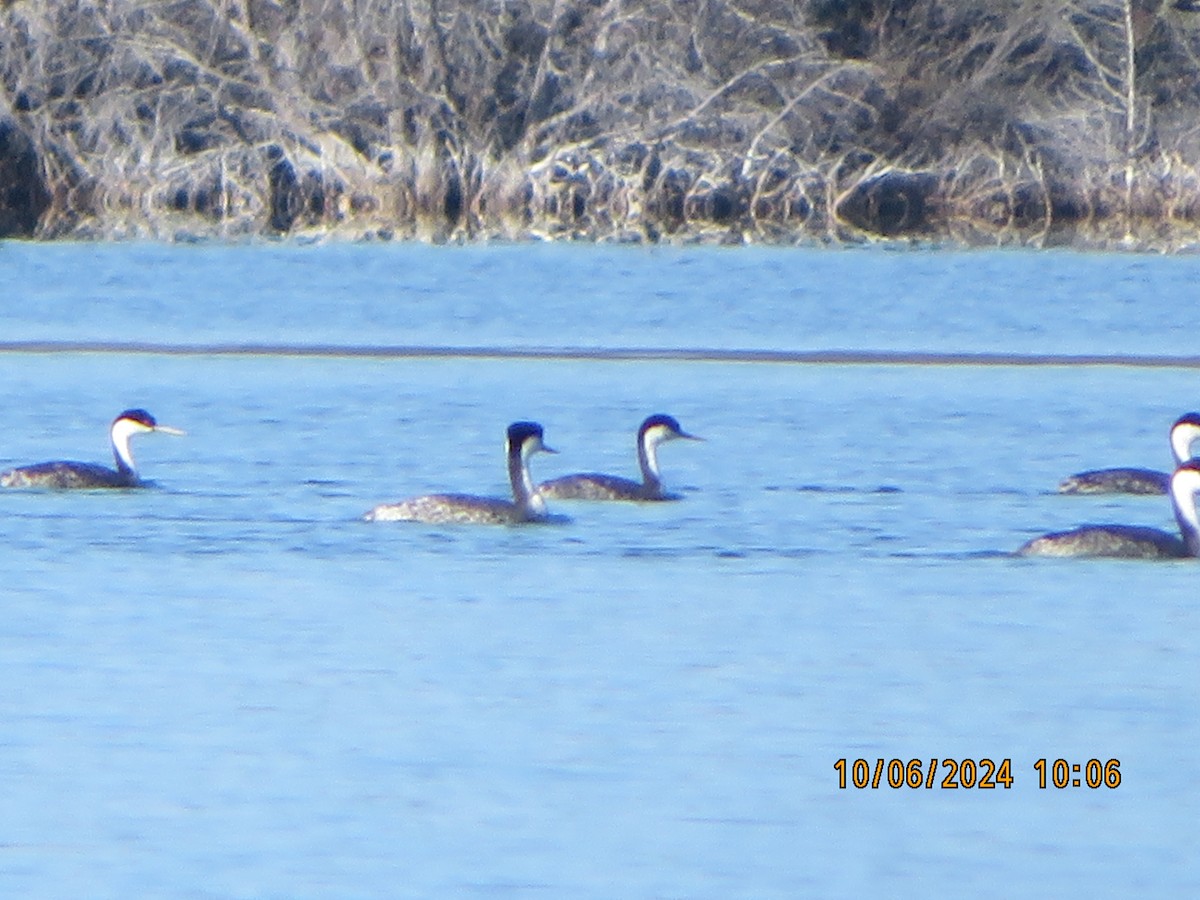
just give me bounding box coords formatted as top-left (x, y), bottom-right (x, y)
top-left (4, 2), bottom-right (1200, 249)
top-left (3, 340), bottom-right (1200, 368)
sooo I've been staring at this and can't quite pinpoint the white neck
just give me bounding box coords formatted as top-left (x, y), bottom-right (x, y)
top-left (509, 440), bottom-right (547, 516)
top-left (638, 426), bottom-right (667, 489)
top-left (1170, 423), bottom-right (1200, 465)
top-left (1170, 467), bottom-right (1200, 556)
top-left (110, 418), bottom-right (145, 476)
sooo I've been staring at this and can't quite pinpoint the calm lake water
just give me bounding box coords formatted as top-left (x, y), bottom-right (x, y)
top-left (1, 241), bottom-right (1198, 897)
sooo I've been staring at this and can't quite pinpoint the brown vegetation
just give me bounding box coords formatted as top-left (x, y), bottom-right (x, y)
top-left (2, 0), bottom-right (1200, 246)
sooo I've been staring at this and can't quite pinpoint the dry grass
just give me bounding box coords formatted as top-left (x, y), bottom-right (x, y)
top-left (1, 0), bottom-right (1200, 246)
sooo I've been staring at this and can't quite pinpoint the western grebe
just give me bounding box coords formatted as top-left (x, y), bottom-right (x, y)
top-left (1019, 460), bottom-right (1200, 558)
top-left (538, 413), bottom-right (702, 501)
top-left (1058, 412), bottom-right (1200, 494)
top-left (364, 421), bottom-right (559, 524)
top-left (0, 408), bottom-right (185, 489)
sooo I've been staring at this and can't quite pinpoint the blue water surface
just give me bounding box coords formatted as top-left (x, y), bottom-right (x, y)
top-left (0, 241), bottom-right (1197, 898)
top-left (5, 240), bottom-right (1200, 354)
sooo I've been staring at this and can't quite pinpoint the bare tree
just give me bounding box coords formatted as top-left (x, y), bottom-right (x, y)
top-left (3, 0), bottom-right (1200, 244)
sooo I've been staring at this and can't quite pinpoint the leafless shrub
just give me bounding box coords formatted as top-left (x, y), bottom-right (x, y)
top-left (2, 0), bottom-right (1200, 245)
